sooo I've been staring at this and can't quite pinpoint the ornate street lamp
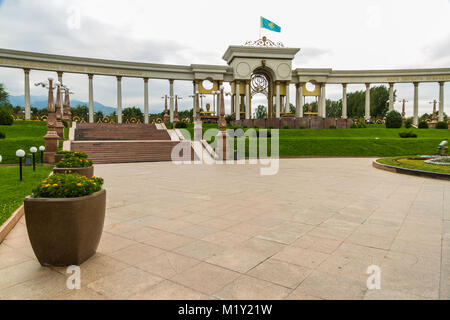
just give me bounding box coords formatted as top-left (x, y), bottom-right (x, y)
top-left (16, 149), bottom-right (26, 181)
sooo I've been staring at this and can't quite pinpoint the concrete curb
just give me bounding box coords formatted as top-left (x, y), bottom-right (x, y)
top-left (0, 204), bottom-right (25, 244)
top-left (373, 160), bottom-right (450, 181)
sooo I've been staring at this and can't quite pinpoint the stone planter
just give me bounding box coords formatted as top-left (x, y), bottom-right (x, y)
top-left (53, 166), bottom-right (94, 177)
top-left (24, 190), bottom-right (106, 267)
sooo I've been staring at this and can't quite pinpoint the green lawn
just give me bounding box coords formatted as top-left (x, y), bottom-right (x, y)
top-left (0, 121), bottom-right (47, 164)
top-left (0, 165), bottom-right (53, 226)
top-left (180, 124), bottom-right (450, 157)
top-left (377, 157), bottom-right (450, 174)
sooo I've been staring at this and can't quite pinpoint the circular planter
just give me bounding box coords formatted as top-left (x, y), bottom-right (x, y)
top-left (24, 189), bottom-right (106, 267)
top-left (53, 166), bottom-right (94, 177)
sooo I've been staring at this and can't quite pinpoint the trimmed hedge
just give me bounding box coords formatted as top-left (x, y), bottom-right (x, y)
top-left (418, 121), bottom-right (429, 129)
top-left (0, 109), bottom-right (13, 126)
top-left (385, 111), bottom-right (402, 128)
top-left (436, 121), bottom-right (448, 129)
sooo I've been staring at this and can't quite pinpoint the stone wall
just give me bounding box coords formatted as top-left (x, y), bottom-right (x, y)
top-left (230, 118), bottom-right (353, 129)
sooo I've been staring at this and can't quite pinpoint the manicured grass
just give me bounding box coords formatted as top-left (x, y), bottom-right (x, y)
top-left (0, 165), bottom-right (54, 226)
top-left (377, 157), bottom-right (450, 174)
top-left (180, 124), bottom-right (450, 157)
top-left (0, 121), bottom-right (47, 164)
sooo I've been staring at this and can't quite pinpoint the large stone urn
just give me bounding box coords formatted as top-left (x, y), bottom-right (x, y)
top-left (24, 190), bottom-right (106, 267)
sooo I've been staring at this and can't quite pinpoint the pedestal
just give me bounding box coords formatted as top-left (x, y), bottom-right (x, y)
top-left (215, 131), bottom-right (229, 161)
top-left (43, 131), bottom-right (60, 164)
top-left (194, 121), bottom-right (202, 142)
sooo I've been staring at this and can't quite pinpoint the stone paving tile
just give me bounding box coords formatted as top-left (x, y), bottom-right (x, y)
top-left (213, 275), bottom-right (292, 300)
top-left (0, 159), bottom-right (448, 300)
top-left (171, 262), bottom-right (240, 295)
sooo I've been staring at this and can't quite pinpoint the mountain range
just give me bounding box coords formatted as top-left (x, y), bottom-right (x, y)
top-left (8, 95), bottom-right (117, 115)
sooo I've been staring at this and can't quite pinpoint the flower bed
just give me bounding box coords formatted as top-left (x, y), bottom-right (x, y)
top-left (54, 151), bottom-right (94, 177)
top-left (32, 173), bottom-right (103, 198)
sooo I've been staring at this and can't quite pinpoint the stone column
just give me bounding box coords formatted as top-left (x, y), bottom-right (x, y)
top-left (320, 84), bottom-right (327, 118)
top-left (116, 76), bottom-right (123, 124)
top-left (439, 82), bottom-right (445, 122)
top-left (276, 82), bottom-right (281, 118)
top-left (413, 82), bottom-right (419, 126)
top-left (24, 69), bottom-right (31, 120)
top-left (193, 81), bottom-right (199, 120)
top-left (57, 72), bottom-right (64, 114)
top-left (389, 83), bottom-right (394, 112)
top-left (245, 81), bottom-right (251, 119)
top-left (295, 83), bottom-right (303, 118)
top-left (365, 83), bottom-right (371, 121)
top-left (169, 80), bottom-right (174, 123)
top-left (342, 84), bottom-right (348, 119)
top-left (285, 82), bottom-right (290, 114)
top-left (235, 81), bottom-right (240, 120)
top-left (144, 78), bottom-right (149, 124)
top-left (88, 74), bottom-right (94, 123)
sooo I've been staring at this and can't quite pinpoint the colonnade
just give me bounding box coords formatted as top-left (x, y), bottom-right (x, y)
top-left (20, 68), bottom-right (447, 123)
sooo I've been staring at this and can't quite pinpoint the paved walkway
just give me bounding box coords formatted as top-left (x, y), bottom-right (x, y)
top-left (0, 159), bottom-right (449, 300)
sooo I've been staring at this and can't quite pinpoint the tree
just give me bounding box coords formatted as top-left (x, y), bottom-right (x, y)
top-left (71, 105), bottom-right (89, 119)
top-left (123, 107), bottom-right (143, 119)
top-left (346, 85), bottom-right (393, 118)
top-left (255, 105), bottom-right (267, 119)
top-left (289, 103), bottom-right (296, 114)
top-left (326, 99), bottom-right (342, 118)
top-left (385, 110), bottom-right (403, 128)
top-left (0, 83), bottom-right (9, 107)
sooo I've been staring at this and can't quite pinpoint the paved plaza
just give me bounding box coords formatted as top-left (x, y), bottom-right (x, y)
top-left (0, 158), bottom-right (449, 300)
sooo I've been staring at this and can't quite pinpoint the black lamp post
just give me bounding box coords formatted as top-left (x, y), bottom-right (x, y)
top-left (39, 146), bottom-right (45, 165)
top-left (16, 149), bottom-right (25, 181)
top-left (30, 147), bottom-right (37, 172)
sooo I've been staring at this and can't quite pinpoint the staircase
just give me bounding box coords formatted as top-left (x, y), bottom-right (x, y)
top-left (69, 123), bottom-right (194, 164)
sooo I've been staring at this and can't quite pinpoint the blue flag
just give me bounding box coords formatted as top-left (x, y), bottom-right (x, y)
top-left (261, 17), bottom-right (281, 33)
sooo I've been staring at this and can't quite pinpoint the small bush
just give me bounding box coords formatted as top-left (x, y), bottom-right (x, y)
top-left (329, 125), bottom-right (337, 129)
top-left (283, 125), bottom-right (290, 129)
top-left (268, 126), bottom-right (274, 129)
top-left (299, 126), bottom-right (306, 130)
top-left (253, 126), bottom-right (259, 129)
top-left (404, 118), bottom-right (413, 128)
top-left (175, 121), bottom-right (187, 129)
top-left (418, 121), bottom-right (429, 129)
top-left (56, 155), bottom-right (93, 168)
top-left (351, 122), bottom-right (366, 129)
top-left (243, 125), bottom-right (248, 129)
top-left (399, 131), bottom-right (418, 138)
top-left (385, 111), bottom-right (403, 128)
top-left (56, 150), bottom-right (88, 158)
top-left (0, 109), bottom-right (14, 126)
top-left (0, 131), bottom-right (5, 139)
top-left (31, 173), bottom-right (103, 199)
top-left (436, 121), bottom-right (448, 129)
top-left (61, 119), bottom-right (69, 128)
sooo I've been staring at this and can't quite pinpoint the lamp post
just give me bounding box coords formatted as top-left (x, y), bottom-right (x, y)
top-left (30, 147), bottom-right (37, 172)
top-left (39, 146), bottom-right (45, 165)
top-left (16, 149), bottom-right (25, 181)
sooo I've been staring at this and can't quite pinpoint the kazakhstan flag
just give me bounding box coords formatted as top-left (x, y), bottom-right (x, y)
top-left (261, 17), bottom-right (281, 33)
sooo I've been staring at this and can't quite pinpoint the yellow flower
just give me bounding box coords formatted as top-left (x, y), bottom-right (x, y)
top-left (42, 185), bottom-right (48, 188)
top-left (77, 183), bottom-right (82, 187)
top-left (92, 176), bottom-right (96, 179)
top-left (53, 184), bottom-right (58, 187)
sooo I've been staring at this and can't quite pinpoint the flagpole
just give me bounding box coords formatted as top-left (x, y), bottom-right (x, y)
top-left (259, 16), bottom-right (262, 39)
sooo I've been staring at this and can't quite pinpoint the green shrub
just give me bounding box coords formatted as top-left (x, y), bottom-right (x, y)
top-left (329, 125), bottom-right (337, 129)
top-left (0, 109), bottom-right (14, 126)
top-left (268, 126), bottom-right (274, 129)
top-left (31, 173), bottom-right (103, 199)
top-left (398, 131), bottom-right (418, 138)
top-left (56, 155), bottom-right (93, 168)
top-left (253, 126), bottom-right (259, 129)
top-left (436, 121), bottom-right (448, 129)
top-left (175, 121), bottom-right (187, 129)
top-left (56, 151), bottom-right (88, 158)
top-left (404, 118), bottom-right (413, 129)
top-left (243, 125), bottom-right (248, 129)
top-left (0, 131), bottom-right (5, 139)
top-left (418, 121), bottom-right (429, 129)
top-left (385, 111), bottom-right (403, 128)
top-left (283, 125), bottom-right (290, 129)
top-left (299, 126), bottom-right (306, 129)
top-left (351, 122), bottom-right (366, 129)
top-left (61, 119), bottom-right (69, 128)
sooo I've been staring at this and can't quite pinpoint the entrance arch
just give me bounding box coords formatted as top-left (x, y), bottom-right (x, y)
top-left (251, 67), bottom-right (274, 118)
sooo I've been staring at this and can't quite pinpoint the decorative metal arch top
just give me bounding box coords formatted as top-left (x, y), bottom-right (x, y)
top-left (244, 36), bottom-right (284, 48)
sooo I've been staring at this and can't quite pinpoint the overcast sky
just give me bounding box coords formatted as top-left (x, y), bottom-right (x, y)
top-left (0, 0), bottom-right (450, 116)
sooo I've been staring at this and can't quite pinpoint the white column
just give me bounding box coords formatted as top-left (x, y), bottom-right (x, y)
top-left (365, 83), bottom-right (371, 120)
top-left (235, 81), bottom-right (240, 120)
top-left (117, 76), bottom-right (123, 124)
top-left (285, 83), bottom-right (290, 113)
top-left (144, 78), bottom-right (149, 124)
top-left (439, 82), bottom-right (445, 122)
top-left (413, 82), bottom-right (419, 126)
top-left (169, 80), bottom-right (174, 122)
top-left (245, 81), bottom-right (250, 119)
top-left (24, 69), bottom-right (31, 120)
top-left (276, 82), bottom-right (281, 118)
top-left (342, 84), bottom-right (347, 119)
top-left (295, 83), bottom-right (303, 117)
top-left (389, 83), bottom-right (394, 112)
top-left (320, 84), bottom-right (327, 118)
top-left (193, 81), bottom-right (198, 120)
top-left (88, 74), bottom-right (94, 123)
